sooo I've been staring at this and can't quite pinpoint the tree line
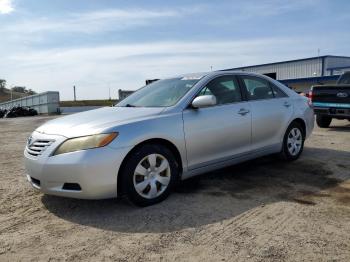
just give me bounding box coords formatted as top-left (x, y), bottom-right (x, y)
top-left (0, 79), bottom-right (36, 95)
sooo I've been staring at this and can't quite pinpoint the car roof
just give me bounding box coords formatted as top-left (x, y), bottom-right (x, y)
top-left (173, 72), bottom-right (210, 79)
top-left (174, 70), bottom-right (269, 79)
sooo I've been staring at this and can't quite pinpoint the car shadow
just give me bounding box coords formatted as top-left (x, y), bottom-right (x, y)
top-left (41, 147), bottom-right (350, 233)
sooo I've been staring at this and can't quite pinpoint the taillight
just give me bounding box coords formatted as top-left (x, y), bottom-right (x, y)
top-left (308, 90), bottom-right (313, 102)
top-left (308, 90), bottom-right (313, 107)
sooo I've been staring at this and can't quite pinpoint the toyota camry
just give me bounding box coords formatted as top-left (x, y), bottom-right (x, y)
top-left (24, 71), bottom-right (314, 206)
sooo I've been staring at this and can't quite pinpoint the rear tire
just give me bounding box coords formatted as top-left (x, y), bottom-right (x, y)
top-left (279, 121), bottom-right (305, 161)
top-left (316, 115), bottom-right (332, 128)
top-left (120, 144), bottom-right (179, 207)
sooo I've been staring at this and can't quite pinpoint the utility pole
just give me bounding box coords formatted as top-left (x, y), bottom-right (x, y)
top-left (10, 85), bottom-right (13, 101)
top-left (73, 85), bottom-right (76, 101)
top-left (109, 87), bottom-right (111, 100)
top-left (317, 48), bottom-right (321, 80)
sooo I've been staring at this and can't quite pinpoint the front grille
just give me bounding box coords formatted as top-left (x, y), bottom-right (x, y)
top-left (26, 139), bottom-right (55, 156)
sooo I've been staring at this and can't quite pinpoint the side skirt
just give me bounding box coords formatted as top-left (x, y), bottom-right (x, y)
top-left (181, 144), bottom-right (281, 180)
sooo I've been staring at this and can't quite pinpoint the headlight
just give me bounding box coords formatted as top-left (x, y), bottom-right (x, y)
top-left (53, 133), bottom-right (118, 156)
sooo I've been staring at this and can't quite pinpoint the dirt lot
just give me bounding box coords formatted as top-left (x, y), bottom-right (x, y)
top-left (0, 116), bottom-right (349, 262)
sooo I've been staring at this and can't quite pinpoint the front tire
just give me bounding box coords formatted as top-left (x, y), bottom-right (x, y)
top-left (316, 115), bottom-right (332, 128)
top-left (120, 144), bottom-right (179, 207)
top-left (279, 122), bottom-right (305, 161)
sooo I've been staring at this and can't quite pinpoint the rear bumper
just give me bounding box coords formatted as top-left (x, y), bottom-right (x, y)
top-left (314, 107), bottom-right (350, 119)
top-left (303, 106), bottom-right (315, 139)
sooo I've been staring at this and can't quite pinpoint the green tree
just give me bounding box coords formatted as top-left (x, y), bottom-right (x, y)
top-left (26, 89), bottom-right (37, 95)
top-left (11, 86), bottom-right (26, 93)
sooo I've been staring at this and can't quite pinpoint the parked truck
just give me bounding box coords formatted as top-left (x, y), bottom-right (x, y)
top-left (310, 72), bottom-right (350, 128)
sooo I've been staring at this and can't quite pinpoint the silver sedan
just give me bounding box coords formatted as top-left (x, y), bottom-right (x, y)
top-left (24, 71), bottom-right (314, 206)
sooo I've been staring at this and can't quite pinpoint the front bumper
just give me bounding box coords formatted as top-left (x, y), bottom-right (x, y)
top-left (24, 132), bottom-right (132, 199)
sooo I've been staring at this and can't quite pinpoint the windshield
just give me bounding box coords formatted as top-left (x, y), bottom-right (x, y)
top-left (337, 72), bottom-right (350, 84)
top-left (117, 77), bottom-right (200, 107)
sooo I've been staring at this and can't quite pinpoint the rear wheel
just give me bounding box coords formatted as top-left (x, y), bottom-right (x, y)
top-left (121, 144), bottom-right (179, 206)
top-left (316, 115), bottom-right (332, 128)
top-left (279, 122), bottom-right (305, 161)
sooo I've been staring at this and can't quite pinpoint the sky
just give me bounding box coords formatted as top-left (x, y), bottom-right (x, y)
top-left (0, 0), bottom-right (349, 100)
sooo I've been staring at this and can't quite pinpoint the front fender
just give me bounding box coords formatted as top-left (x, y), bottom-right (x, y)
top-left (106, 112), bottom-right (188, 171)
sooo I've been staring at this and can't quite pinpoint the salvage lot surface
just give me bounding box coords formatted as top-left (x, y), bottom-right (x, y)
top-left (0, 116), bottom-right (349, 262)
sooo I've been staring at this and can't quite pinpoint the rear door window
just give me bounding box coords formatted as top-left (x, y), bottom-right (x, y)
top-left (337, 72), bottom-right (350, 84)
top-left (270, 83), bottom-right (287, 98)
top-left (241, 76), bottom-right (274, 100)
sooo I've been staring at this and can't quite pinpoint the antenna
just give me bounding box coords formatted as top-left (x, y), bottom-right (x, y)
top-left (317, 48), bottom-right (320, 57)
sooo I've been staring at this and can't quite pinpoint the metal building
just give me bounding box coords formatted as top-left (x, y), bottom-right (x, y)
top-left (118, 80), bottom-right (159, 100)
top-left (118, 89), bottom-right (134, 100)
top-left (0, 91), bottom-right (60, 114)
top-left (225, 55), bottom-right (350, 93)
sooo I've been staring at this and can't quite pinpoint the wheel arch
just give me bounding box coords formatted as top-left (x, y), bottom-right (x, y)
top-left (117, 138), bottom-right (183, 197)
top-left (290, 118), bottom-right (306, 137)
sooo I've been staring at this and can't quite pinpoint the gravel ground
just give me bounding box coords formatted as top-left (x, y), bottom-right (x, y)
top-left (0, 116), bottom-right (349, 262)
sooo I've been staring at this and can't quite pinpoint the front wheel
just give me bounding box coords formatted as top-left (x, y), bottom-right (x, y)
top-left (316, 115), bottom-right (332, 128)
top-left (120, 144), bottom-right (179, 206)
top-left (279, 122), bottom-right (305, 161)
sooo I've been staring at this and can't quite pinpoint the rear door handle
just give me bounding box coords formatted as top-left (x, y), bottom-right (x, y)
top-left (238, 108), bottom-right (250, 116)
top-left (283, 101), bottom-right (291, 107)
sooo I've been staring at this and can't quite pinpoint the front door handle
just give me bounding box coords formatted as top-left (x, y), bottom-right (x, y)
top-left (283, 101), bottom-right (291, 107)
top-left (238, 108), bottom-right (250, 116)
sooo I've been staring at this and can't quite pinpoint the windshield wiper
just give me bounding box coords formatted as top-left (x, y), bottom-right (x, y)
top-left (125, 104), bottom-right (137, 107)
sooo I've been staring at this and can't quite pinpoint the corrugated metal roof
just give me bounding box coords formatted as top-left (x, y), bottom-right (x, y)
top-left (279, 75), bottom-right (339, 84)
top-left (225, 55), bottom-right (350, 70)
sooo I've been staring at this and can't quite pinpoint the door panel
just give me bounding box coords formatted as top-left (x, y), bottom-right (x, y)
top-left (239, 75), bottom-right (293, 151)
top-left (249, 98), bottom-right (293, 151)
top-left (183, 102), bottom-right (251, 170)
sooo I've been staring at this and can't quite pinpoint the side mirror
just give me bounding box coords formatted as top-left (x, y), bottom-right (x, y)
top-left (192, 95), bottom-right (217, 108)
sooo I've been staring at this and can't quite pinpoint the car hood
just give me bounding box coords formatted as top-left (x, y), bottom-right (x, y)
top-left (36, 107), bottom-right (164, 138)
